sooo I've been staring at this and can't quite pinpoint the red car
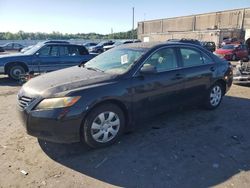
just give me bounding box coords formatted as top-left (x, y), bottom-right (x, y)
top-left (214, 44), bottom-right (249, 61)
top-left (221, 38), bottom-right (242, 46)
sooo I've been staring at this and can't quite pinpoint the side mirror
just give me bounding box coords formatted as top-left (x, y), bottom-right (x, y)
top-left (140, 64), bottom-right (157, 74)
top-left (35, 52), bottom-right (40, 56)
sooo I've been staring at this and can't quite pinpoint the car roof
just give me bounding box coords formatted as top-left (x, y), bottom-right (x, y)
top-left (39, 40), bottom-right (70, 44)
top-left (116, 41), bottom-right (204, 50)
top-left (42, 43), bottom-right (82, 46)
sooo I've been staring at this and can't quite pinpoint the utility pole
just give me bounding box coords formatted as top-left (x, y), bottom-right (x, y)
top-left (132, 7), bottom-right (134, 40)
top-left (111, 28), bottom-right (113, 40)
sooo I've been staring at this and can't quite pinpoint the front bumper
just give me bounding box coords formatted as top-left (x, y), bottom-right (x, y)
top-left (17, 100), bottom-right (86, 143)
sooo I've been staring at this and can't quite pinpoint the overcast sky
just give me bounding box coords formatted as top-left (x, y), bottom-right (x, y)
top-left (0, 0), bottom-right (250, 34)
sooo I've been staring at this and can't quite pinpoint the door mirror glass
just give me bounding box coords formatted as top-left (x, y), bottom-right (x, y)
top-left (140, 64), bottom-right (157, 74)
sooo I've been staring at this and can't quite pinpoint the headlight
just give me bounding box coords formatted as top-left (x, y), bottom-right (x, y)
top-left (35, 96), bottom-right (81, 110)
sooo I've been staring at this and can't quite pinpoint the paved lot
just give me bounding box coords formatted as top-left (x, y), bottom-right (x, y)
top-left (0, 75), bottom-right (250, 188)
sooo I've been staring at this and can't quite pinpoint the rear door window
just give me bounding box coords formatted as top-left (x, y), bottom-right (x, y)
top-left (59, 46), bottom-right (69, 56)
top-left (180, 48), bottom-right (213, 67)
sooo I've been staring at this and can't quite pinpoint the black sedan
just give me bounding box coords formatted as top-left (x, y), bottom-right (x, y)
top-left (17, 42), bottom-right (233, 148)
top-left (0, 42), bottom-right (24, 51)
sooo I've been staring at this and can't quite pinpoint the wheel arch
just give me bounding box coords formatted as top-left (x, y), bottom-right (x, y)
top-left (80, 99), bottom-right (130, 132)
top-left (4, 62), bottom-right (29, 74)
top-left (214, 79), bottom-right (226, 95)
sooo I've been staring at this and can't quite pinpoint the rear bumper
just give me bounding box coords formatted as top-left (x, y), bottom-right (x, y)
top-left (18, 105), bottom-right (85, 143)
top-left (233, 75), bottom-right (250, 84)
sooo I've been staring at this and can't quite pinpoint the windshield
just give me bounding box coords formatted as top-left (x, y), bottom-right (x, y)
top-left (23, 43), bottom-right (43, 55)
top-left (96, 41), bottom-right (108, 47)
top-left (222, 45), bottom-right (236, 50)
top-left (114, 41), bottom-right (123, 46)
top-left (84, 48), bottom-right (146, 75)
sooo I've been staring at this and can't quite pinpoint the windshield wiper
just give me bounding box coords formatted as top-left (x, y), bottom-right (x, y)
top-left (86, 67), bottom-right (104, 72)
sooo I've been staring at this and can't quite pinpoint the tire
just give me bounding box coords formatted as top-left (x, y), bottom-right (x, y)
top-left (232, 54), bottom-right (237, 61)
top-left (204, 83), bottom-right (223, 110)
top-left (82, 104), bottom-right (125, 148)
top-left (8, 64), bottom-right (26, 80)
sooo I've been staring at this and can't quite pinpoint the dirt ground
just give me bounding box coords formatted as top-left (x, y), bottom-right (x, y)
top-left (0, 75), bottom-right (250, 188)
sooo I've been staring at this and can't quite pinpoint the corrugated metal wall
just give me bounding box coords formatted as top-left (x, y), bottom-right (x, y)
top-left (138, 8), bottom-right (250, 36)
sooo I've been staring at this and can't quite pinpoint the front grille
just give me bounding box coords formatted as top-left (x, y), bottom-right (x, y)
top-left (18, 96), bottom-right (33, 110)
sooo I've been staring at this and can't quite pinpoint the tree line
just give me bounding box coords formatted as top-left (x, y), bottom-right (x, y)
top-left (0, 30), bottom-right (137, 40)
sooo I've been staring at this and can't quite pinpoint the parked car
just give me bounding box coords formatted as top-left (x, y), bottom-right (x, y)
top-left (83, 42), bottom-right (98, 51)
top-left (0, 42), bottom-right (24, 51)
top-left (0, 47), bottom-right (4, 52)
top-left (0, 41), bottom-right (96, 80)
top-left (214, 44), bottom-right (249, 61)
top-left (201, 41), bottom-right (216, 52)
top-left (20, 41), bottom-right (70, 53)
top-left (88, 41), bottom-right (114, 53)
top-left (103, 40), bottom-right (134, 51)
top-left (221, 38), bottom-right (242, 47)
top-left (167, 38), bottom-right (202, 46)
top-left (17, 42), bottom-right (233, 148)
top-left (233, 61), bottom-right (250, 84)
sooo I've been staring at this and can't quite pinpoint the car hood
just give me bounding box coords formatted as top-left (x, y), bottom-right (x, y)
top-left (215, 49), bottom-right (234, 54)
top-left (0, 53), bottom-right (31, 61)
top-left (20, 66), bottom-right (116, 98)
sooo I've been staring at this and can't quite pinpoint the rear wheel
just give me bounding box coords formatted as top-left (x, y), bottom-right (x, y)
top-left (8, 65), bottom-right (26, 80)
top-left (82, 104), bottom-right (125, 148)
top-left (204, 83), bottom-right (223, 110)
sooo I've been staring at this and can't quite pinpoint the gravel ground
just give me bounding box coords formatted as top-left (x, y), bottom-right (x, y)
top-left (0, 75), bottom-right (250, 188)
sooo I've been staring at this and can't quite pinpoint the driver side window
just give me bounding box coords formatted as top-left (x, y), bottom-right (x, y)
top-left (39, 46), bottom-right (51, 56)
top-left (143, 48), bottom-right (178, 72)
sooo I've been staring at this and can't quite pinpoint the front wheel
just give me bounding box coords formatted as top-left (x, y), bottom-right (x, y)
top-left (82, 104), bottom-right (125, 148)
top-left (8, 65), bottom-right (26, 80)
top-left (204, 83), bottom-right (223, 110)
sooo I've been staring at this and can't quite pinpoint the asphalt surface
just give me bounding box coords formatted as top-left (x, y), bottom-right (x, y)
top-left (0, 75), bottom-right (250, 188)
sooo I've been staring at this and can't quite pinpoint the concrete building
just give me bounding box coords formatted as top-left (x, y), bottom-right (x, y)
top-left (138, 8), bottom-right (250, 48)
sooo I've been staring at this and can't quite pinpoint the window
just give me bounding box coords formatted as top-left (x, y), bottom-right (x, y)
top-left (39, 46), bottom-right (51, 56)
top-left (143, 48), bottom-right (178, 72)
top-left (84, 48), bottom-right (145, 75)
top-left (78, 46), bottom-right (88, 55)
top-left (68, 46), bottom-right (80, 56)
top-left (59, 46), bottom-right (69, 56)
top-left (202, 53), bottom-right (213, 64)
top-left (13, 43), bottom-right (21, 48)
top-left (50, 46), bottom-right (59, 56)
top-left (180, 48), bottom-right (203, 67)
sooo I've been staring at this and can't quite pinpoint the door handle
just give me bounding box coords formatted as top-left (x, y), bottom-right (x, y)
top-left (210, 67), bottom-right (216, 72)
